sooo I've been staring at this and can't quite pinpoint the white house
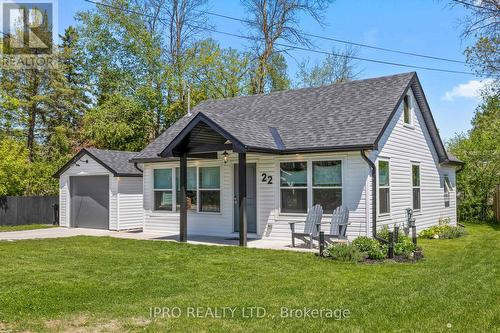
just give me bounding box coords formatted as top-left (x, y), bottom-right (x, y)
top-left (55, 148), bottom-right (144, 230)
top-left (129, 72), bottom-right (462, 244)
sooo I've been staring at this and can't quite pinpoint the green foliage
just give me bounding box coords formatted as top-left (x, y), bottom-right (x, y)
top-left (0, 138), bottom-right (30, 196)
top-left (419, 220), bottom-right (467, 239)
top-left (447, 93), bottom-right (499, 222)
top-left (351, 236), bottom-right (386, 259)
top-left (82, 94), bottom-right (153, 151)
top-left (351, 236), bottom-right (378, 253)
top-left (394, 237), bottom-right (416, 257)
top-left (325, 243), bottom-right (364, 262)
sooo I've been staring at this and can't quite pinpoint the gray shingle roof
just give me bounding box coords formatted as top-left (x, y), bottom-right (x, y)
top-left (54, 148), bottom-right (142, 177)
top-left (133, 72), bottom-right (451, 162)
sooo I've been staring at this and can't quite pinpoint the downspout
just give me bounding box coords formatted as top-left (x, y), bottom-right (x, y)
top-left (134, 162), bottom-right (143, 173)
top-left (361, 149), bottom-right (389, 244)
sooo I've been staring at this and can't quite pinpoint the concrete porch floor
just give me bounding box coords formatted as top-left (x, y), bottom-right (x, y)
top-left (0, 227), bottom-right (318, 252)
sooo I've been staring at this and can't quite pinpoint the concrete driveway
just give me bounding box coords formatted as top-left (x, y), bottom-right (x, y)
top-left (0, 227), bottom-right (315, 252)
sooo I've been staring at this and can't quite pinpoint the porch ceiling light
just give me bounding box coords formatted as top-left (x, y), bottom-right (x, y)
top-left (222, 151), bottom-right (229, 164)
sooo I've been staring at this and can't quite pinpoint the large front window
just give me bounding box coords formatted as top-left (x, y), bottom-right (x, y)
top-left (199, 167), bottom-right (221, 212)
top-left (176, 167), bottom-right (197, 211)
top-left (280, 160), bottom-right (342, 214)
top-left (280, 162), bottom-right (308, 213)
top-left (312, 161), bottom-right (342, 214)
top-left (378, 160), bottom-right (390, 214)
top-left (154, 169), bottom-right (173, 211)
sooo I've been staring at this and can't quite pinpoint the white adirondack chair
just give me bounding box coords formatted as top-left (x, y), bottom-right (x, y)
top-left (289, 204), bottom-right (323, 249)
top-left (316, 206), bottom-right (350, 244)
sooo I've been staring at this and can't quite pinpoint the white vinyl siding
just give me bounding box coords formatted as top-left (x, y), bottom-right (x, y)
top-left (369, 88), bottom-right (458, 231)
top-left (58, 153), bottom-right (143, 230)
top-left (142, 151), bottom-right (368, 240)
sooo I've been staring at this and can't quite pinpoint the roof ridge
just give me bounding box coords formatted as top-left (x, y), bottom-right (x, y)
top-left (198, 71), bottom-right (416, 104)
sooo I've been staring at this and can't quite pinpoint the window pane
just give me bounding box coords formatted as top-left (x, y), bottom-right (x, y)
top-left (154, 190), bottom-right (172, 210)
top-left (313, 188), bottom-right (342, 214)
top-left (176, 190), bottom-right (197, 211)
top-left (379, 188), bottom-right (390, 214)
top-left (154, 169), bottom-right (172, 189)
top-left (199, 167), bottom-right (220, 189)
top-left (444, 175), bottom-right (452, 191)
top-left (199, 190), bottom-right (220, 212)
top-left (404, 95), bottom-right (411, 124)
top-left (313, 161), bottom-right (342, 187)
top-left (175, 167), bottom-right (197, 190)
top-left (413, 188), bottom-right (421, 210)
top-left (280, 188), bottom-right (307, 213)
top-left (378, 161), bottom-right (389, 186)
top-left (280, 162), bottom-right (307, 187)
top-left (412, 165), bottom-right (420, 186)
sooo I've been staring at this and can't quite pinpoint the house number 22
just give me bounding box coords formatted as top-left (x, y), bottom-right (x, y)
top-left (261, 173), bottom-right (273, 184)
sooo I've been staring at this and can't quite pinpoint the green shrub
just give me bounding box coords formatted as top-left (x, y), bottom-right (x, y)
top-left (439, 226), bottom-right (467, 239)
top-left (352, 236), bottom-right (379, 252)
top-left (352, 236), bottom-right (386, 260)
top-left (325, 244), bottom-right (364, 262)
top-left (419, 224), bottom-right (467, 239)
top-left (394, 237), bottom-right (416, 257)
top-left (377, 225), bottom-right (406, 243)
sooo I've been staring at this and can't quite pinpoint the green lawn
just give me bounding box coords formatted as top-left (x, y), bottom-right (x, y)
top-left (0, 224), bottom-right (498, 332)
top-left (0, 224), bottom-right (56, 232)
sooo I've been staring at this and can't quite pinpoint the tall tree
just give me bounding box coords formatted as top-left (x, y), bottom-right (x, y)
top-left (447, 92), bottom-right (500, 222)
top-left (450, 0), bottom-right (500, 78)
top-left (295, 46), bottom-right (358, 88)
top-left (242, 0), bottom-right (333, 94)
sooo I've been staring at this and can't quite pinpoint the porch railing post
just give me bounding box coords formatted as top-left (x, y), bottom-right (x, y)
top-left (238, 152), bottom-right (247, 246)
top-left (179, 153), bottom-right (188, 242)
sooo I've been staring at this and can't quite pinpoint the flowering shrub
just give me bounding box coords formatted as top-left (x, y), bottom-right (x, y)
top-left (419, 218), bottom-right (467, 239)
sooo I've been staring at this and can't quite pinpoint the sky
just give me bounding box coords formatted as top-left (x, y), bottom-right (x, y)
top-left (58, 0), bottom-right (490, 142)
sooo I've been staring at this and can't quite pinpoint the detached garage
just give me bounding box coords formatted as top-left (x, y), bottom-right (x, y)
top-left (55, 148), bottom-right (143, 230)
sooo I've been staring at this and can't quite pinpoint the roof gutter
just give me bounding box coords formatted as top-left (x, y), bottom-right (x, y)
top-left (134, 162), bottom-right (143, 173)
top-left (360, 149), bottom-right (389, 244)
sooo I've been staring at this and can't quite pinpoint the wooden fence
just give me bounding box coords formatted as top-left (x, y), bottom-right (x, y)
top-left (0, 196), bottom-right (58, 226)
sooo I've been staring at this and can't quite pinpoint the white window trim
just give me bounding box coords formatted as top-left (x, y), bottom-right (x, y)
top-left (152, 168), bottom-right (174, 212)
top-left (277, 158), bottom-right (345, 216)
top-left (403, 94), bottom-right (415, 128)
top-left (198, 166), bottom-right (222, 214)
top-left (444, 174), bottom-right (452, 208)
top-left (153, 165), bottom-right (223, 215)
top-left (377, 158), bottom-right (391, 217)
top-left (411, 162), bottom-right (421, 212)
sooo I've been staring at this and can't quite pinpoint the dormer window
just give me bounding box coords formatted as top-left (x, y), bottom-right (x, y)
top-left (403, 95), bottom-right (412, 125)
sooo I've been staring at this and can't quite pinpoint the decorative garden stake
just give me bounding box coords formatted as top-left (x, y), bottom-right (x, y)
top-left (388, 231), bottom-right (394, 259)
top-left (319, 231), bottom-right (325, 256)
top-left (394, 226), bottom-right (399, 243)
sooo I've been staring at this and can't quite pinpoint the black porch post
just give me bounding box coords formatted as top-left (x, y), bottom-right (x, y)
top-left (179, 153), bottom-right (188, 242)
top-left (238, 152), bottom-right (247, 246)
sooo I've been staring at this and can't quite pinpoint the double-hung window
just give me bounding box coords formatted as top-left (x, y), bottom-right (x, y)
top-left (412, 164), bottom-right (421, 210)
top-left (378, 160), bottom-right (390, 214)
top-left (199, 167), bottom-right (221, 212)
top-left (312, 161), bottom-right (342, 214)
top-left (154, 169), bottom-right (173, 211)
top-left (175, 167), bottom-right (197, 211)
top-left (444, 175), bottom-right (452, 208)
top-left (280, 162), bottom-right (308, 213)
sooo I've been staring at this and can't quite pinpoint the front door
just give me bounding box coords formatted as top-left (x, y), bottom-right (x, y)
top-left (234, 163), bottom-right (257, 233)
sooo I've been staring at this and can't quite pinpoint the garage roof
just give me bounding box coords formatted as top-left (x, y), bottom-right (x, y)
top-left (54, 148), bottom-right (143, 178)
